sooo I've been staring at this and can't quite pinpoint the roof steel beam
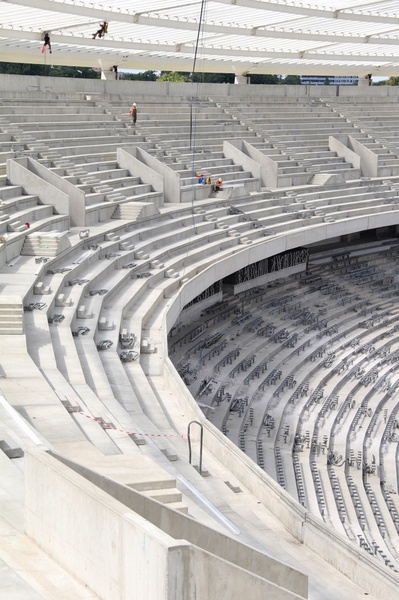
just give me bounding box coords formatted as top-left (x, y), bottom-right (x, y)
top-left (4, 0), bottom-right (399, 28)
top-left (212, 0), bottom-right (399, 26)
top-left (1, 0), bottom-right (399, 76)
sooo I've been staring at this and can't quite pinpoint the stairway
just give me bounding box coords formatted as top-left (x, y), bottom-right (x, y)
top-left (112, 201), bottom-right (159, 221)
top-left (21, 231), bottom-right (71, 256)
top-left (311, 173), bottom-right (346, 186)
top-left (0, 296), bottom-right (24, 334)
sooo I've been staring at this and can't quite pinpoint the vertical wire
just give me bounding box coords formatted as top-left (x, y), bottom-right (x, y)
top-left (190, 0), bottom-right (207, 230)
top-left (190, 0), bottom-right (207, 150)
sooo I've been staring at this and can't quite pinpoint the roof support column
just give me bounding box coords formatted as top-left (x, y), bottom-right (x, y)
top-left (234, 75), bottom-right (249, 85)
top-left (100, 68), bottom-right (116, 80)
top-left (358, 75), bottom-right (372, 87)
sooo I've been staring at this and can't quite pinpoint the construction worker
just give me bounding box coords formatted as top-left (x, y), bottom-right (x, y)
top-left (130, 102), bottom-right (138, 124)
top-left (42, 32), bottom-right (52, 54)
top-left (92, 21), bottom-right (108, 39)
top-left (213, 177), bottom-right (223, 192)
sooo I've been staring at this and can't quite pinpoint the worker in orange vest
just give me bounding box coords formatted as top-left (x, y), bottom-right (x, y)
top-left (129, 103), bottom-right (138, 124)
top-left (213, 177), bottom-right (223, 192)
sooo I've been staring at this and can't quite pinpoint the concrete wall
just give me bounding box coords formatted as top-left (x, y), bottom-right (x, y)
top-left (28, 157), bottom-right (86, 225)
top-left (25, 449), bottom-right (180, 600)
top-left (329, 136), bottom-right (361, 172)
top-left (186, 547), bottom-right (306, 600)
top-left (348, 135), bottom-right (379, 177)
top-left (174, 291), bottom-right (223, 329)
top-left (7, 158), bottom-right (70, 217)
top-left (0, 240), bottom-right (6, 268)
top-left (223, 140), bottom-right (261, 181)
top-left (119, 145), bottom-right (180, 203)
top-left (53, 450), bottom-right (308, 598)
top-left (0, 231), bottom-right (27, 264)
top-left (25, 448), bottom-right (308, 600)
top-left (303, 512), bottom-right (399, 599)
top-left (117, 147), bottom-right (164, 198)
top-left (242, 140), bottom-right (279, 188)
top-left (233, 263), bottom-right (306, 295)
top-left (163, 358), bottom-right (307, 540)
top-left (3, 73), bottom-right (399, 102)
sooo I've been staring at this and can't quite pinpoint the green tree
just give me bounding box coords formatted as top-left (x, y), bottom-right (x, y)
top-left (48, 66), bottom-right (98, 78)
top-left (0, 62), bottom-right (47, 76)
top-left (120, 70), bottom-right (157, 81)
top-left (158, 71), bottom-right (189, 82)
top-left (385, 76), bottom-right (399, 86)
top-left (0, 62), bottom-right (99, 78)
top-left (249, 74), bottom-right (280, 85)
top-left (281, 75), bottom-right (302, 85)
top-left (191, 72), bottom-right (235, 84)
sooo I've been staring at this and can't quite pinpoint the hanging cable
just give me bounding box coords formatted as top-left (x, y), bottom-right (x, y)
top-left (189, 0), bottom-right (208, 229)
top-left (189, 0), bottom-right (207, 151)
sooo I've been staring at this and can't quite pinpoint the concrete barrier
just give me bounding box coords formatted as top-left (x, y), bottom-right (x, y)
top-left (25, 448), bottom-right (308, 600)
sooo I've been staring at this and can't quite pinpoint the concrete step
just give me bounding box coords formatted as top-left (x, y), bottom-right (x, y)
top-left (145, 488), bottom-right (183, 504)
top-left (0, 326), bottom-right (24, 335)
top-left (0, 296), bottom-right (23, 335)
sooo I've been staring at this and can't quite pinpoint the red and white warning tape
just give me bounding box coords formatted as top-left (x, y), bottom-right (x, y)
top-left (82, 412), bottom-right (186, 439)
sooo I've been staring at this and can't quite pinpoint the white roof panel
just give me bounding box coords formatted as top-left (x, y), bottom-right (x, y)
top-left (1, 0), bottom-right (399, 76)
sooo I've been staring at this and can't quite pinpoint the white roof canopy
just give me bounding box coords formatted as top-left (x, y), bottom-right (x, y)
top-left (1, 0), bottom-right (399, 76)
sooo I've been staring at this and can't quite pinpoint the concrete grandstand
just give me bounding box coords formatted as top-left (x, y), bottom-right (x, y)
top-left (3, 70), bottom-right (399, 600)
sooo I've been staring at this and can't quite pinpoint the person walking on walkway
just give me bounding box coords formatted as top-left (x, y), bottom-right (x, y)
top-left (130, 102), bottom-right (138, 124)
